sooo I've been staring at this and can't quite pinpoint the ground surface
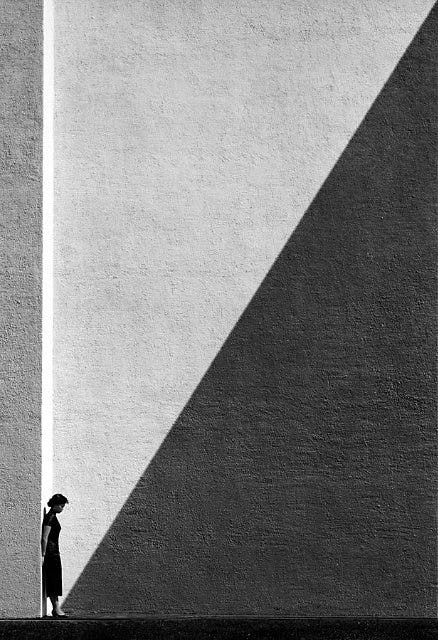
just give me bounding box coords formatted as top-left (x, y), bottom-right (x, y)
top-left (0, 618), bottom-right (437, 640)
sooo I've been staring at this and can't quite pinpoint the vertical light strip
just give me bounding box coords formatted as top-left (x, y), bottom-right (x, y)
top-left (41, 0), bottom-right (54, 591)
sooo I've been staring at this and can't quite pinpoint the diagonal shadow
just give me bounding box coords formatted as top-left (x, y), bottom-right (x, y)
top-left (65, 9), bottom-right (437, 617)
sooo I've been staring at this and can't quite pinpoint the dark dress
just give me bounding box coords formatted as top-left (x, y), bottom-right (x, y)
top-left (42, 511), bottom-right (63, 596)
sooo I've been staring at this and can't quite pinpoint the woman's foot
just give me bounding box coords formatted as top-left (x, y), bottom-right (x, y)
top-left (52, 607), bottom-right (67, 617)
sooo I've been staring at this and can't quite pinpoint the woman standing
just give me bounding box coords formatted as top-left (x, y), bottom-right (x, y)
top-left (41, 493), bottom-right (69, 617)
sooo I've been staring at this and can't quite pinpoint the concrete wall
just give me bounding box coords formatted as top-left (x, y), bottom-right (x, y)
top-left (0, 0), bottom-right (42, 619)
top-left (52, 0), bottom-right (437, 616)
top-left (0, 0), bottom-right (435, 620)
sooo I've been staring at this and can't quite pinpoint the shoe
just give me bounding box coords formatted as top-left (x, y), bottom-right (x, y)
top-left (52, 609), bottom-right (68, 618)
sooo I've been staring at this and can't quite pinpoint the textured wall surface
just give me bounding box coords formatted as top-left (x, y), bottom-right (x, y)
top-left (54, 1), bottom-right (436, 616)
top-left (0, 0), bottom-right (42, 619)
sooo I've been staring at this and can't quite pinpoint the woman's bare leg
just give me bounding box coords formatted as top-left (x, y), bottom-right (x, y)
top-left (49, 596), bottom-right (65, 615)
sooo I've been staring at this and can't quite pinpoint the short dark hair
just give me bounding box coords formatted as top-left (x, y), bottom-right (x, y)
top-left (47, 493), bottom-right (69, 507)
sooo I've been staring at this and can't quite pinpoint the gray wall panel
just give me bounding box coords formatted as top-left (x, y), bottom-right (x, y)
top-left (0, 0), bottom-right (42, 618)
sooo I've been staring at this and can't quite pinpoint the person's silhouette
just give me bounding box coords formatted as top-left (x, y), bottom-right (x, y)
top-left (41, 493), bottom-right (69, 617)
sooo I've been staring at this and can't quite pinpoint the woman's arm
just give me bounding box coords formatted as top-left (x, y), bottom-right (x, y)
top-left (41, 525), bottom-right (51, 558)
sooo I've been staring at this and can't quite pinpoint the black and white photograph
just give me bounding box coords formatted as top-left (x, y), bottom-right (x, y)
top-left (0, 1), bottom-right (436, 638)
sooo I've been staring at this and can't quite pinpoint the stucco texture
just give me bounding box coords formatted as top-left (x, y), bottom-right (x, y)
top-left (0, 0), bottom-right (43, 619)
top-left (54, 1), bottom-right (436, 616)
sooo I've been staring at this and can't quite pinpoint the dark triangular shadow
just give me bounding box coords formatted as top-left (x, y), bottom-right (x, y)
top-left (65, 9), bottom-right (437, 617)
